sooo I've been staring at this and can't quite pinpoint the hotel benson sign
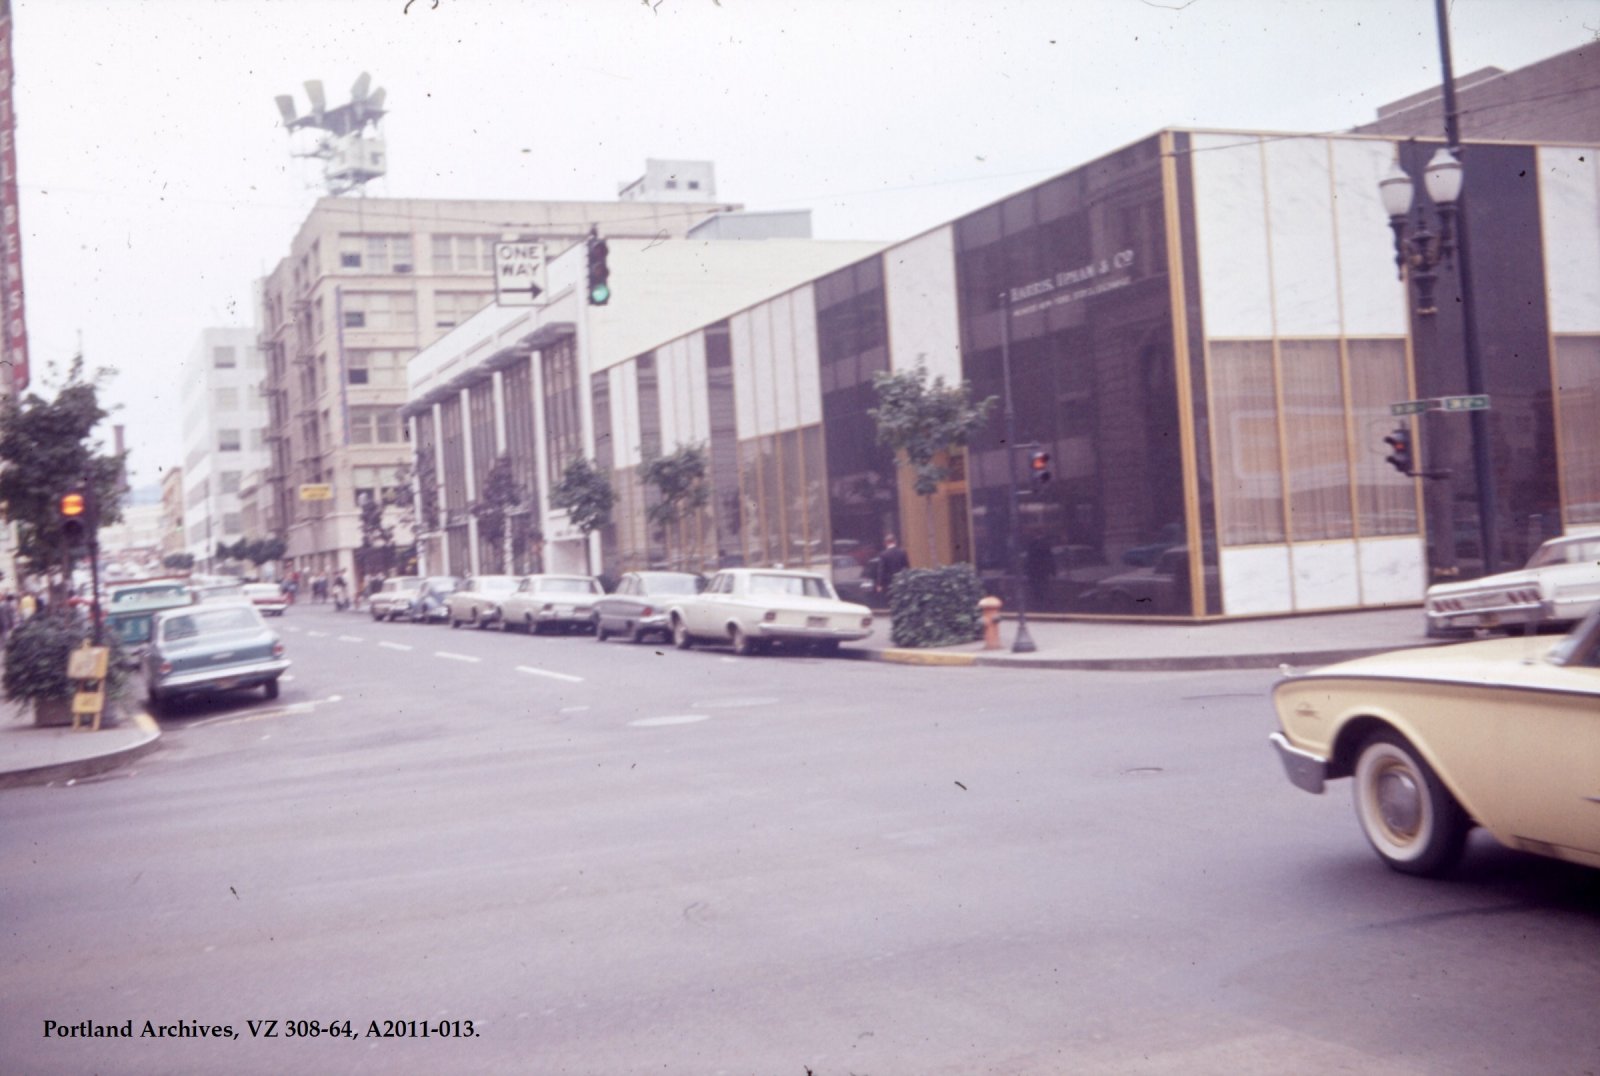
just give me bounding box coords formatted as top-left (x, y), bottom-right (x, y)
top-left (1008, 249), bottom-right (1137, 318)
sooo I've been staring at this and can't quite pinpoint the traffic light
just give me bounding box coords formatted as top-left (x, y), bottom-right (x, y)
top-left (1029, 450), bottom-right (1052, 487)
top-left (59, 487), bottom-right (88, 547)
top-left (586, 230), bottom-right (610, 306)
top-left (1383, 427), bottom-right (1413, 475)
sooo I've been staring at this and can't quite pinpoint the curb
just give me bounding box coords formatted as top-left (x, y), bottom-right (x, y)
top-left (0, 711), bottom-right (162, 791)
top-left (842, 643), bottom-right (1441, 673)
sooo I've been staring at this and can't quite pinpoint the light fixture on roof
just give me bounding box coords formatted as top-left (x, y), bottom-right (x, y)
top-left (274, 72), bottom-right (388, 196)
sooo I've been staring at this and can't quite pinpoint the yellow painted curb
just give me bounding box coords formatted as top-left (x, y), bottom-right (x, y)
top-left (875, 649), bottom-right (977, 667)
top-left (132, 709), bottom-right (161, 733)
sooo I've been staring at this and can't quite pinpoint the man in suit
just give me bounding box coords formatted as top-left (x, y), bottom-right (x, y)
top-left (874, 534), bottom-right (910, 599)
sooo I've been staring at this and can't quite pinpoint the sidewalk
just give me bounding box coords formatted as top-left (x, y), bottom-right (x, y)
top-left (845, 605), bottom-right (1437, 671)
top-left (0, 605), bottom-right (1434, 790)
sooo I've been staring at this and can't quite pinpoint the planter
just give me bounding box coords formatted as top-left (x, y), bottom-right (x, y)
top-left (33, 696), bottom-right (73, 728)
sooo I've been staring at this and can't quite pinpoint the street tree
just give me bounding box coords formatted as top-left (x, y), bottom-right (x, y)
top-left (471, 455), bottom-right (520, 574)
top-left (0, 356), bottom-right (127, 596)
top-left (869, 366), bottom-right (996, 565)
top-left (550, 457), bottom-right (614, 575)
top-left (639, 442), bottom-right (710, 570)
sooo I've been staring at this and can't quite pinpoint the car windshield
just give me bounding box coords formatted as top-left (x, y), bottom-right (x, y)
top-left (748, 573), bottom-right (834, 599)
top-left (640, 574), bottom-right (698, 595)
top-left (161, 606), bottom-right (261, 641)
top-left (112, 584), bottom-right (187, 605)
top-left (538, 578), bottom-right (598, 594)
top-left (391, 580), bottom-right (423, 593)
top-left (425, 578), bottom-right (459, 592)
top-left (476, 577), bottom-right (520, 594)
top-left (1527, 538), bottom-right (1600, 569)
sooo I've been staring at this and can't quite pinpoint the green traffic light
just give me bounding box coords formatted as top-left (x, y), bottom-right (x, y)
top-left (590, 283), bottom-right (610, 305)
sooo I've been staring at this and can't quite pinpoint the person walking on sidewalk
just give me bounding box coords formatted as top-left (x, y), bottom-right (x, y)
top-left (874, 534), bottom-right (910, 601)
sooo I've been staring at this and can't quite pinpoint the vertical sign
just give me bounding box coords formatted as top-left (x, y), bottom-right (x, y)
top-left (0, 0), bottom-right (27, 393)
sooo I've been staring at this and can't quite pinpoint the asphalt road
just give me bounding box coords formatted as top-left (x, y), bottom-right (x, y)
top-left (4, 603), bottom-right (1598, 1075)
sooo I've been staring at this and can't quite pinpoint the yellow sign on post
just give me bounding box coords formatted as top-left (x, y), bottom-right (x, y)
top-left (299, 483), bottom-right (334, 501)
top-left (68, 644), bottom-right (111, 730)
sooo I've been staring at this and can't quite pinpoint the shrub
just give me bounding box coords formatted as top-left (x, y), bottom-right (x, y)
top-left (888, 564), bottom-right (984, 648)
top-left (3, 613), bottom-right (127, 702)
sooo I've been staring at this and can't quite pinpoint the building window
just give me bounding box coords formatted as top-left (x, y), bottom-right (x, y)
top-left (342, 292), bottom-right (417, 332)
top-left (347, 348), bottom-right (406, 387)
top-left (213, 346), bottom-right (237, 369)
top-left (435, 291), bottom-right (489, 330)
top-left (218, 429), bottom-right (242, 452)
top-left (213, 387), bottom-right (239, 411)
top-left (351, 465), bottom-right (402, 508)
top-left (1208, 341), bottom-right (1285, 545)
top-left (341, 251), bottom-right (362, 269)
top-left (219, 471), bottom-right (242, 494)
top-left (542, 339), bottom-right (582, 487)
top-left (1556, 335), bottom-right (1600, 525)
top-left (431, 234), bottom-right (496, 273)
top-left (340, 234), bottom-right (413, 273)
top-left (688, 180), bottom-right (700, 190)
top-left (222, 513), bottom-right (243, 536)
top-left (349, 406), bottom-right (403, 445)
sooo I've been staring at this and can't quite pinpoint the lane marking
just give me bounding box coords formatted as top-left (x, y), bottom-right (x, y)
top-left (516, 665), bottom-right (584, 683)
top-left (338, 635), bottom-right (364, 643)
top-left (379, 641), bottom-right (414, 652)
top-left (435, 651), bottom-right (481, 664)
top-left (629, 714), bottom-right (710, 728)
top-left (559, 706), bottom-right (590, 713)
top-left (307, 630), bottom-right (329, 638)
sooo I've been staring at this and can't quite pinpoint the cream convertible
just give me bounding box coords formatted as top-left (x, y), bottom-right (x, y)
top-left (1270, 607), bottom-right (1600, 876)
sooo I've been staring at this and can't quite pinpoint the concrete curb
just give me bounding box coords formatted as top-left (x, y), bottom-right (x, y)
top-left (842, 643), bottom-right (1441, 672)
top-left (0, 711), bottom-right (162, 791)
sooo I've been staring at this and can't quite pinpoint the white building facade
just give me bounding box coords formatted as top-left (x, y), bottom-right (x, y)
top-left (180, 327), bottom-right (270, 571)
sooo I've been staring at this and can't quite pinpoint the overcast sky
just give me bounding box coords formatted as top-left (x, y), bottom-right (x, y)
top-left (11, 0), bottom-right (1598, 488)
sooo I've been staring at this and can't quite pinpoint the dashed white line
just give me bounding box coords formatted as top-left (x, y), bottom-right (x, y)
top-left (516, 665), bottom-right (584, 683)
top-left (307, 630), bottom-right (329, 638)
top-left (379, 641), bottom-right (414, 652)
top-left (435, 651), bottom-right (481, 664)
top-left (338, 634), bottom-right (364, 643)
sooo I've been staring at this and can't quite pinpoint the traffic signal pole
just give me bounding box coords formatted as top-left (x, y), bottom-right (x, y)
top-left (997, 290), bottom-right (1036, 654)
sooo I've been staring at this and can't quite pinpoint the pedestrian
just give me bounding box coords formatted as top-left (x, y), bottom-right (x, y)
top-left (18, 590), bottom-right (37, 620)
top-left (874, 534), bottom-right (910, 599)
top-left (0, 593), bottom-right (15, 642)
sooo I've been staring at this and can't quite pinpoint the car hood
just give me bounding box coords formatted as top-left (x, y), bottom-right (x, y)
top-left (1281, 633), bottom-right (1590, 692)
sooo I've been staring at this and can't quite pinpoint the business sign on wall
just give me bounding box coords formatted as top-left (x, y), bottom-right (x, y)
top-left (1008, 249), bottom-right (1137, 319)
top-left (0, 2), bottom-right (29, 392)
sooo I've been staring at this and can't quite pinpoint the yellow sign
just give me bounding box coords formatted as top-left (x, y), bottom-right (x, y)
top-left (69, 644), bottom-right (110, 730)
top-left (299, 483), bottom-right (334, 502)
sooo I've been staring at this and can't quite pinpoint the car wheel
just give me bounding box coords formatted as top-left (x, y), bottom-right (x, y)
top-left (731, 625), bottom-right (757, 657)
top-left (673, 617), bottom-right (693, 650)
top-left (450, 613), bottom-right (461, 629)
top-left (1353, 730), bottom-right (1470, 877)
top-left (145, 685), bottom-right (163, 714)
top-left (814, 639), bottom-right (841, 657)
top-left (595, 616), bottom-right (609, 642)
top-left (263, 678), bottom-right (280, 701)
top-left (371, 608), bottom-right (382, 621)
top-left (630, 624), bottom-right (650, 644)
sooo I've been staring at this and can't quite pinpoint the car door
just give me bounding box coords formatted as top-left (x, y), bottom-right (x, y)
top-left (687, 572), bottom-right (730, 634)
top-left (1491, 642), bottom-right (1600, 857)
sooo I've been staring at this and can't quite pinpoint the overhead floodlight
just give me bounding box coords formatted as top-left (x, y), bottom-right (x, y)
top-left (274, 94), bottom-right (298, 126)
top-left (304, 79), bottom-right (326, 116)
top-left (351, 71), bottom-right (372, 101)
top-left (366, 87), bottom-right (386, 113)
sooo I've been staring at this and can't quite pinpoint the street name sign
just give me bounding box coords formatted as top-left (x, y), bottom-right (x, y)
top-left (494, 241), bottom-right (547, 307)
top-left (1441, 394), bottom-right (1490, 412)
top-left (1390, 395), bottom-right (1491, 416)
top-left (1390, 400), bottom-right (1431, 416)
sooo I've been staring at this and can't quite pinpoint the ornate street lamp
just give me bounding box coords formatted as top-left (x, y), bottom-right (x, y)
top-left (1379, 148), bottom-right (1463, 316)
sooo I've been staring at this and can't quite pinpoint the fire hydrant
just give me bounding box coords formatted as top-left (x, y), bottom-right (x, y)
top-left (978, 595), bottom-right (1004, 650)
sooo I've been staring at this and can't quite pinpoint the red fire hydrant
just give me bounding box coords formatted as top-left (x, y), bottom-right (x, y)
top-left (979, 595), bottom-right (1003, 650)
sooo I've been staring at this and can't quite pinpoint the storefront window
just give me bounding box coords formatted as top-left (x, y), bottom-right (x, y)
top-left (1555, 336), bottom-right (1600, 525)
top-left (1209, 341), bottom-right (1285, 545)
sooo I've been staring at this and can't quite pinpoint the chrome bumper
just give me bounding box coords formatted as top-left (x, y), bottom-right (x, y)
top-left (756, 624), bottom-right (872, 642)
top-left (1269, 732), bottom-right (1328, 795)
top-left (154, 658), bottom-right (291, 694)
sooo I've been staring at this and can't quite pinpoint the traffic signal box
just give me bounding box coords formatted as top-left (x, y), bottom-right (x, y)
top-left (1383, 427), bottom-right (1414, 475)
top-left (1029, 451), bottom-right (1053, 487)
top-left (586, 231), bottom-right (610, 306)
top-left (59, 488), bottom-right (88, 547)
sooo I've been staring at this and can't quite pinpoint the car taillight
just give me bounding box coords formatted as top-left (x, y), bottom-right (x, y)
top-left (272, 641), bottom-right (285, 658)
top-left (861, 616), bottom-right (873, 628)
top-left (158, 661), bottom-right (173, 676)
top-left (541, 603), bottom-right (553, 612)
top-left (763, 610), bottom-right (777, 622)
top-left (641, 605), bottom-right (654, 617)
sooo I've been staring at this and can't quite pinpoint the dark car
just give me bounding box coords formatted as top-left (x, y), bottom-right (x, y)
top-left (593, 571), bottom-right (702, 643)
top-left (143, 601), bottom-right (290, 711)
top-left (105, 581), bottom-right (195, 668)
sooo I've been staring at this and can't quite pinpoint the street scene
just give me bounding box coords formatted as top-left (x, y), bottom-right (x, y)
top-left (1, 1), bottom-right (1599, 1073)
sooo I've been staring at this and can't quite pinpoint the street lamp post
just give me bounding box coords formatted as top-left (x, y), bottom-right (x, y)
top-left (997, 289), bottom-right (1036, 654)
top-left (1376, 0), bottom-right (1500, 576)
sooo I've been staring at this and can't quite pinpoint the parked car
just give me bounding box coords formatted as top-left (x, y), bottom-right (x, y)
top-left (502, 574), bottom-right (605, 634)
top-left (1424, 532), bottom-right (1600, 637)
top-left (593, 571), bottom-right (702, 643)
top-left (142, 601), bottom-right (290, 711)
top-left (445, 575), bottom-right (524, 629)
top-left (1269, 605), bottom-right (1600, 876)
top-left (412, 576), bottom-right (461, 623)
top-left (243, 582), bottom-right (288, 616)
top-left (369, 576), bottom-right (424, 621)
top-left (667, 567), bottom-right (873, 656)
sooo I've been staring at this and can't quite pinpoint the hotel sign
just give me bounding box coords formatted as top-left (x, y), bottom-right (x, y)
top-left (0, 7), bottom-right (28, 392)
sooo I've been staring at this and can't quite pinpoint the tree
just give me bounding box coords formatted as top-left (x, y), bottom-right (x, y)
top-left (471, 455), bottom-right (520, 574)
top-left (868, 366), bottom-right (996, 565)
top-left (0, 356), bottom-right (127, 592)
top-left (550, 457), bottom-right (613, 575)
top-left (639, 442), bottom-right (710, 570)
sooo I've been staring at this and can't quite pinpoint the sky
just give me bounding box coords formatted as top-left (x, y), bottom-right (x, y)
top-left (10, 0), bottom-right (1598, 489)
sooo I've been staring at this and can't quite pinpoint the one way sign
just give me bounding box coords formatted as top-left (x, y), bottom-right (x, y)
top-left (494, 241), bottom-right (548, 307)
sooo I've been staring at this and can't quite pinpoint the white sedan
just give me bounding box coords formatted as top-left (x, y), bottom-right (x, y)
top-left (1425, 533), bottom-right (1600, 636)
top-left (667, 568), bottom-right (873, 656)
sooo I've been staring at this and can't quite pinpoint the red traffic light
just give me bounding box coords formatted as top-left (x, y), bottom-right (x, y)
top-left (60, 491), bottom-right (87, 517)
top-left (1029, 451), bottom-right (1052, 485)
